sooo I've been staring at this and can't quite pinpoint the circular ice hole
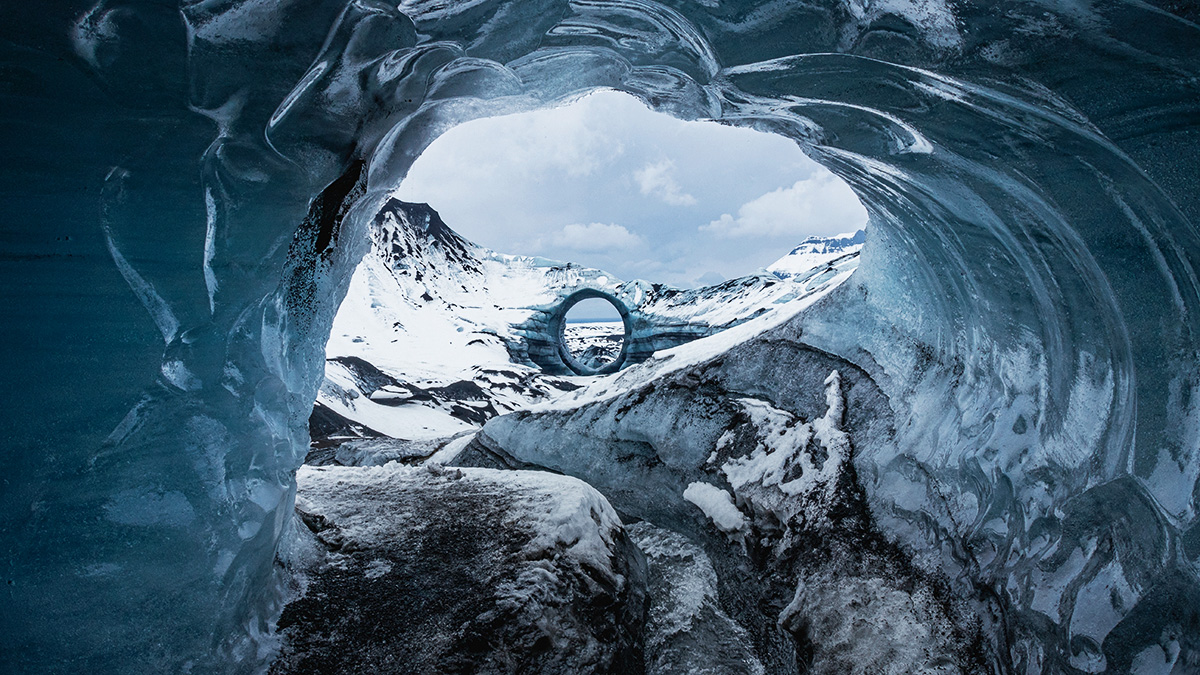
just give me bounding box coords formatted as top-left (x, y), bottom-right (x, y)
top-left (555, 292), bottom-right (632, 376)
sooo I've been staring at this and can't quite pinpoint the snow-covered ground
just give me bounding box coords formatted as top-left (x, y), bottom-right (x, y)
top-left (313, 198), bottom-right (864, 453)
top-left (279, 462), bottom-right (646, 671)
top-left (563, 321), bottom-right (625, 369)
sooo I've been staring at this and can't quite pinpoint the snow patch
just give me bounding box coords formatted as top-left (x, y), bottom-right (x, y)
top-left (683, 482), bottom-right (747, 535)
top-left (719, 371), bottom-right (849, 526)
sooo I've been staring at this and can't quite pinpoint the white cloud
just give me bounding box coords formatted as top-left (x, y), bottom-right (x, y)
top-left (634, 159), bottom-right (697, 206)
top-left (400, 98), bottom-right (621, 198)
top-left (551, 222), bottom-right (645, 252)
top-left (396, 90), bottom-right (868, 286)
top-left (700, 173), bottom-right (867, 239)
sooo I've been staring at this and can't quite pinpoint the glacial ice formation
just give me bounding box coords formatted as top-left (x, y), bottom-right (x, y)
top-left (3, 0), bottom-right (1199, 671)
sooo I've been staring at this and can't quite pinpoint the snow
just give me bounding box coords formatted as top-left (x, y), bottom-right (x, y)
top-left (720, 398), bottom-right (815, 494)
top-left (766, 230), bottom-right (865, 279)
top-left (716, 371), bottom-right (849, 526)
top-left (316, 201), bottom-right (597, 439)
top-left (324, 219), bottom-right (552, 383)
top-left (682, 482), bottom-right (747, 535)
top-left (527, 263), bottom-right (857, 415)
top-left (320, 362), bottom-right (479, 440)
top-left (296, 462), bottom-right (625, 579)
top-left (563, 320), bottom-right (625, 370)
top-left (424, 432), bottom-right (477, 466)
top-left (320, 200), bottom-right (863, 443)
top-left (284, 459), bottom-right (644, 670)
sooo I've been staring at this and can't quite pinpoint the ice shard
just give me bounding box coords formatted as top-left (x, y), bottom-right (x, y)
top-left (2, 0), bottom-right (1198, 671)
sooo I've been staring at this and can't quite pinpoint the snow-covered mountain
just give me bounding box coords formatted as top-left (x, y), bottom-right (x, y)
top-left (313, 200), bottom-right (862, 458)
top-left (315, 199), bottom-right (584, 449)
top-left (766, 230), bottom-right (865, 279)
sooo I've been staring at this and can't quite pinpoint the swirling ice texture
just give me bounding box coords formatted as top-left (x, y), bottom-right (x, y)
top-left (1, 0), bottom-right (1197, 671)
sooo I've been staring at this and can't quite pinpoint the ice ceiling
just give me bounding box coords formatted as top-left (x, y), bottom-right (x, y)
top-left (2, 0), bottom-right (1198, 671)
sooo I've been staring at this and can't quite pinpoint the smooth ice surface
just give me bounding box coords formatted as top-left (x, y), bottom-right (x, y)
top-left (3, 0), bottom-right (1199, 671)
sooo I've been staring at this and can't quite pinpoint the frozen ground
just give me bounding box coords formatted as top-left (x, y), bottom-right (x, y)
top-left (563, 321), bottom-right (625, 370)
top-left (274, 463), bottom-right (647, 673)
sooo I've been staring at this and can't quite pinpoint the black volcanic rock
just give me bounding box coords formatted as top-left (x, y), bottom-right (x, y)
top-left (272, 464), bottom-right (648, 674)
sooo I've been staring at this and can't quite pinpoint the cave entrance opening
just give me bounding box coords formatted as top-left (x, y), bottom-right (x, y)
top-left (393, 89), bottom-right (869, 289)
top-left (312, 89), bottom-right (869, 446)
top-left (555, 292), bottom-right (632, 376)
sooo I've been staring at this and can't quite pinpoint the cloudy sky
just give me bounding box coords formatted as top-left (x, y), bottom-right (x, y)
top-left (396, 90), bottom-right (867, 288)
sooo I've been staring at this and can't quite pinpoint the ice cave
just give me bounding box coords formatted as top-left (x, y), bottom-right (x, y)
top-left (3, 0), bottom-right (1200, 673)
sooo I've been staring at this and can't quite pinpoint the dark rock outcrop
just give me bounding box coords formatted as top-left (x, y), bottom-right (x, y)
top-left (272, 463), bottom-right (648, 674)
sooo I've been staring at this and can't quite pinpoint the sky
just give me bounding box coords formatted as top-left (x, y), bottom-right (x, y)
top-left (565, 297), bottom-right (623, 322)
top-left (397, 90), bottom-right (868, 288)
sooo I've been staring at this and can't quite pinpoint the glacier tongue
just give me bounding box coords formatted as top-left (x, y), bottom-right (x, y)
top-left (3, 0), bottom-right (1199, 670)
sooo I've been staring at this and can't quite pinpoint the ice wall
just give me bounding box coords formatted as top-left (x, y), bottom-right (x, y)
top-left (2, 0), bottom-right (1197, 671)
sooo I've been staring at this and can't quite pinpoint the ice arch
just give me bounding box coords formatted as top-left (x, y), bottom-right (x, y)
top-left (551, 290), bottom-right (633, 376)
top-left (3, 0), bottom-right (1199, 671)
top-left (509, 279), bottom-right (735, 377)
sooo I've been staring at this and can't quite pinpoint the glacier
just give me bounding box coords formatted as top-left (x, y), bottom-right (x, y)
top-left (2, 0), bottom-right (1199, 672)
